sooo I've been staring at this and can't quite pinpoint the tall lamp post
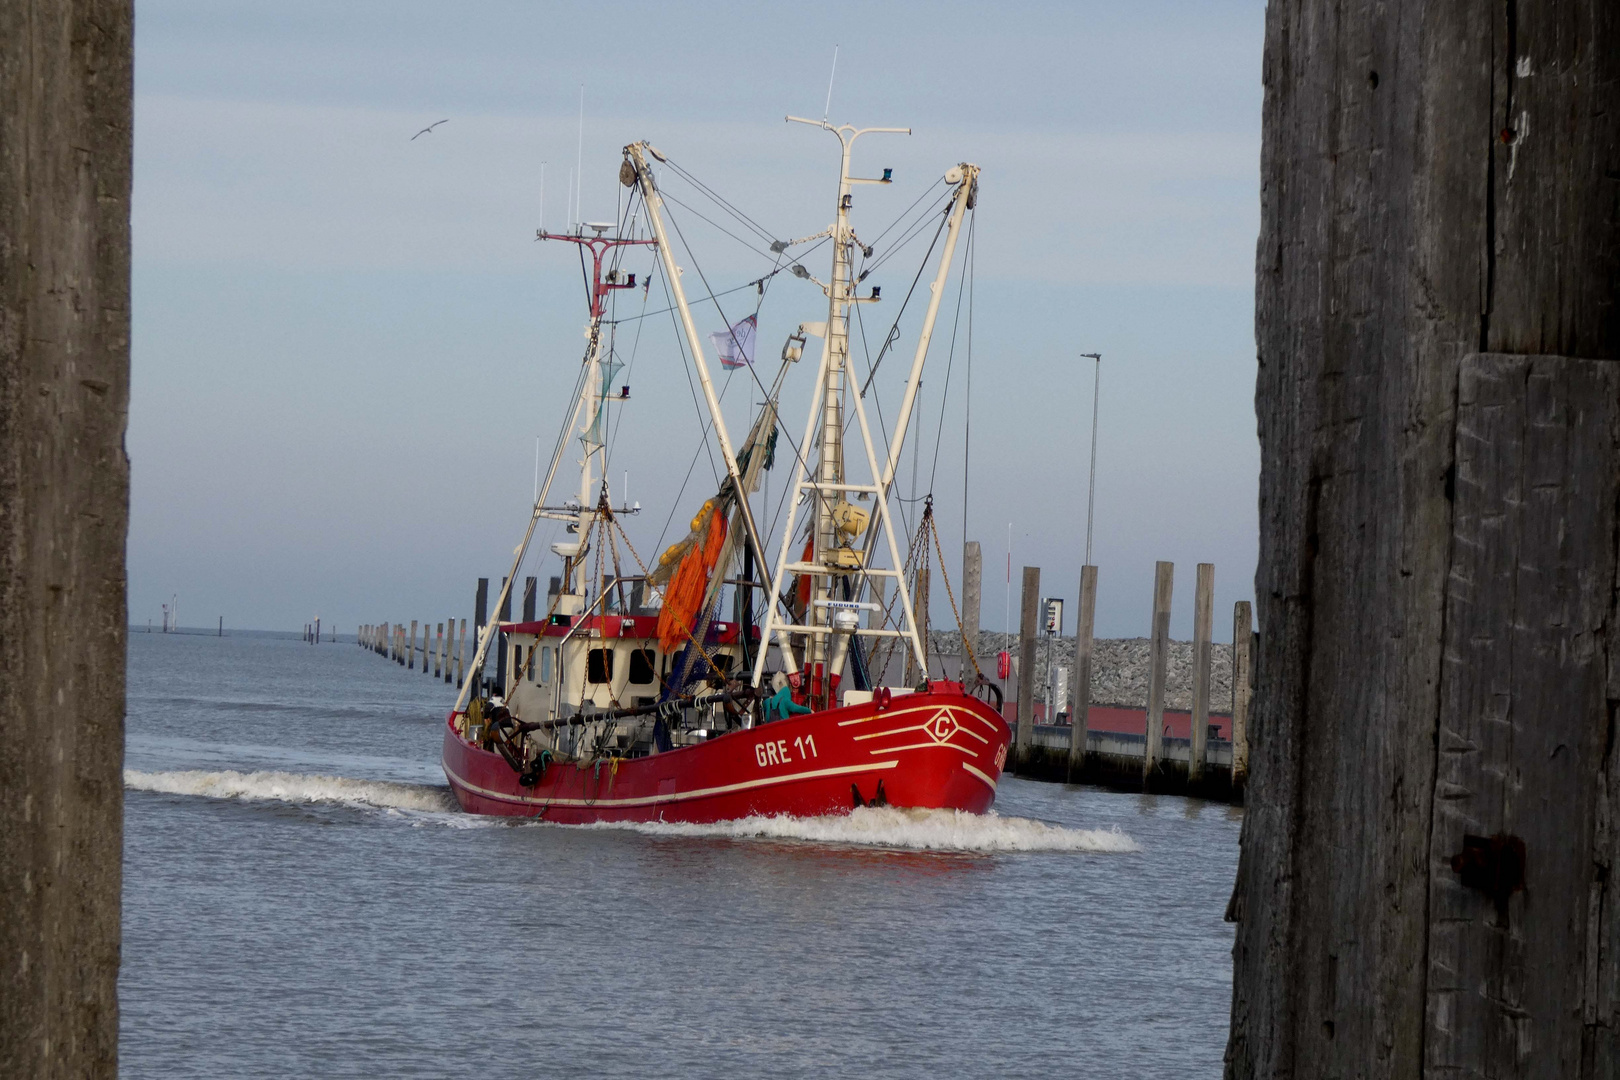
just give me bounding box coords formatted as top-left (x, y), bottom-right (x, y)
top-left (1080, 352), bottom-right (1102, 566)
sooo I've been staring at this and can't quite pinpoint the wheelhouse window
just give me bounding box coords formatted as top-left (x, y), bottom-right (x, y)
top-left (587, 648), bottom-right (613, 684)
top-left (628, 649), bottom-right (656, 685)
top-left (540, 647), bottom-right (553, 684)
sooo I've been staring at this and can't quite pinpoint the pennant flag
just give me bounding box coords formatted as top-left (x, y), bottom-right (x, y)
top-left (709, 315), bottom-right (757, 369)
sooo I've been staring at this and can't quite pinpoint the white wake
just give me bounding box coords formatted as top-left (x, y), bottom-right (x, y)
top-left (126, 770), bottom-right (1137, 852)
top-left (595, 806), bottom-right (1140, 854)
top-left (125, 768), bottom-right (457, 814)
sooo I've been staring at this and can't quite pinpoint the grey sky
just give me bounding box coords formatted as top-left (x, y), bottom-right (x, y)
top-left (131, 0), bottom-right (1265, 641)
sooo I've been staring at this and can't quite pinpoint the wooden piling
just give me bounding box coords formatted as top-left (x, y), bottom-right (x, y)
top-left (409, 620), bottom-right (418, 670)
top-left (445, 616), bottom-right (455, 684)
top-left (1229, 6), bottom-right (1620, 1069)
top-left (1189, 563), bottom-right (1213, 783)
top-left (1143, 561), bottom-right (1172, 779)
top-left (457, 618), bottom-right (467, 689)
top-left (906, 564), bottom-right (931, 685)
top-left (434, 623), bottom-right (443, 677)
top-left (0, 3), bottom-right (132, 1068)
top-left (1015, 566), bottom-right (1040, 756)
top-left (495, 577), bottom-right (511, 692)
top-left (422, 619), bottom-right (430, 674)
top-left (1068, 564), bottom-right (1097, 778)
top-left (961, 541), bottom-right (982, 680)
top-left (1231, 601), bottom-right (1252, 789)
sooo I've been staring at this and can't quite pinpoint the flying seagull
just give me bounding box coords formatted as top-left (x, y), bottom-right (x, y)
top-left (411, 119), bottom-right (449, 140)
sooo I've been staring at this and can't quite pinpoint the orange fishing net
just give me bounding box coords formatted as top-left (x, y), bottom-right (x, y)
top-left (656, 505), bottom-right (728, 653)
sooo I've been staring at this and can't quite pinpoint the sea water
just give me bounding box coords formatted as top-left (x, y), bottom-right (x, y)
top-left (121, 631), bottom-right (1240, 1078)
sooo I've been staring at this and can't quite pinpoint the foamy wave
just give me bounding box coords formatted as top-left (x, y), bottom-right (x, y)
top-left (591, 805), bottom-right (1139, 854)
top-left (124, 769), bottom-right (456, 814)
top-left (125, 770), bottom-right (1137, 852)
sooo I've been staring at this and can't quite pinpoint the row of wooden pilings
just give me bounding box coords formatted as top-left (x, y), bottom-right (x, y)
top-left (359, 618), bottom-right (470, 687)
top-left (989, 551), bottom-right (1254, 803)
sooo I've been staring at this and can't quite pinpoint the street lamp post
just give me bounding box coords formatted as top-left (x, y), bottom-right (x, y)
top-left (1080, 352), bottom-right (1101, 566)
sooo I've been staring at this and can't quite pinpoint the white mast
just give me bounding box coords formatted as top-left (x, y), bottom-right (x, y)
top-left (749, 118), bottom-right (977, 703)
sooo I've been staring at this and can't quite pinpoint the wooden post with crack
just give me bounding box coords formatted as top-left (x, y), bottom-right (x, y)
top-left (1227, 5), bottom-right (1620, 1075)
top-left (0, 2), bottom-right (132, 1074)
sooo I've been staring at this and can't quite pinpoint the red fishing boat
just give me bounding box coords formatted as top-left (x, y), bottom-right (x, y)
top-left (443, 124), bottom-right (1006, 822)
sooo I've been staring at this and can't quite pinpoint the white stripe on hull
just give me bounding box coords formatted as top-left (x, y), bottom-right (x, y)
top-left (444, 756), bottom-right (898, 810)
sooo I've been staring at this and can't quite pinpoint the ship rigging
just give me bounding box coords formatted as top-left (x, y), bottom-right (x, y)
top-left (439, 117), bottom-right (1004, 823)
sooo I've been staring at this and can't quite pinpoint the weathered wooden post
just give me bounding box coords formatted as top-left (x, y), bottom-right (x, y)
top-left (409, 620), bottom-right (418, 670)
top-left (1067, 564), bottom-right (1097, 779)
top-left (421, 619), bottom-right (430, 674)
top-left (495, 576), bottom-right (511, 692)
top-left (1231, 601), bottom-right (1252, 789)
top-left (456, 618), bottom-right (467, 689)
top-left (1189, 563), bottom-right (1213, 784)
top-left (1015, 566), bottom-right (1039, 760)
top-left (434, 623), bottom-right (443, 677)
top-left (474, 578), bottom-right (488, 694)
top-left (1227, 6), bottom-right (1620, 1076)
top-left (904, 565), bottom-right (932, 686)
top-left (444, 616), bottom-right (455, 684)
top-left (1143, 561), bottom-right (1171, 780)
top-left (961, 541), bottom-right (981, 681)
top-left (0, 3), bottom-right (131, 1072)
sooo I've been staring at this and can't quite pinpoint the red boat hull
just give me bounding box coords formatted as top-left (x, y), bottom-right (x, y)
top-left (441, 684), bottom-right (1011, 823)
